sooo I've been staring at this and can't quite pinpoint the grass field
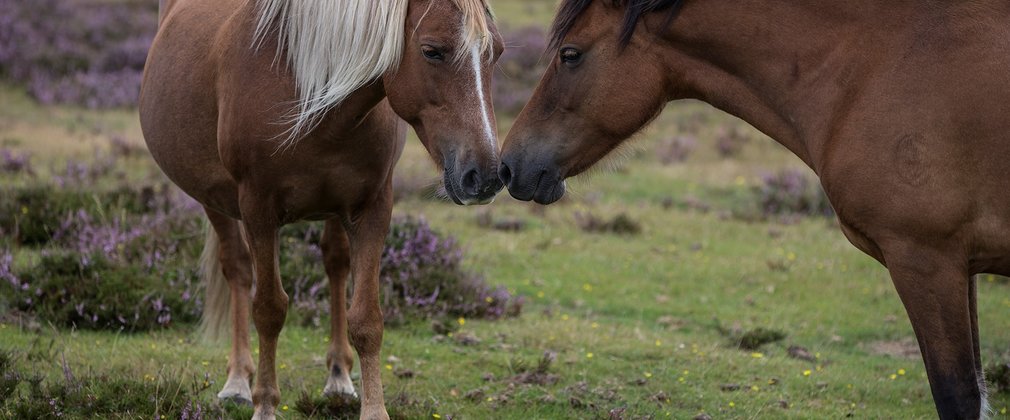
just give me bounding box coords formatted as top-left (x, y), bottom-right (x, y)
top-left (3, 1), bottom-right (1010, 419)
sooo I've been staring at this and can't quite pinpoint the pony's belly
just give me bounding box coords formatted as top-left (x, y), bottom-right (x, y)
top-left (269, 160), bottom-right (397, 224)
top-left (148, 144), bottom-right (241, 217)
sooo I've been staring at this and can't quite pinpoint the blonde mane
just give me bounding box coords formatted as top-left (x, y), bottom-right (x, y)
top-left (252, 0), bottom-right (495, 149)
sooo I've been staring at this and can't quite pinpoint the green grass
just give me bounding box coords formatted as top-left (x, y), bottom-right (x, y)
top-left (4, 87), bottom-right (1010, 417)
top-left (3, 1), bottom-right (1010, 416)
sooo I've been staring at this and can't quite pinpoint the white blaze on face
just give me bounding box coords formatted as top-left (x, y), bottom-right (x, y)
top-left (468, 38), bottom-right (497, 153)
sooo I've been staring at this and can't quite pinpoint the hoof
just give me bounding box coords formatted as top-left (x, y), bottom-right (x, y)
top-left (218, 393), bottom-right (253, 406)
top-left (360, 406), bottom-right (391, 420)
top-left (217, 376), bottom-right (253, 406)
top-left (251, 405), bottom-right (276, 420)
top-left (323, 373), bottom-right (358, 399)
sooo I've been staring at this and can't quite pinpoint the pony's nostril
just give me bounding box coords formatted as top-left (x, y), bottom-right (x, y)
top-left (462, 168), bottom-right (481, 195)
top-left (498, 162), bottom-right (513, 187)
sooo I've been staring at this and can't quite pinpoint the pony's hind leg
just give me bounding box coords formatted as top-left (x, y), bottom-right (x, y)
top-left (884, 243), bottom-right (985, 420)
top-left (203, 208), bottom-right (255, 405)
top-left (347, 186), bottom-right (394, 420)
top-left (321, 219), bottom-right (357, 398)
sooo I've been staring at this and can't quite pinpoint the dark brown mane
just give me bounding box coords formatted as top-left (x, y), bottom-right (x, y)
top-left (549, 0), bottom-right (684, 50)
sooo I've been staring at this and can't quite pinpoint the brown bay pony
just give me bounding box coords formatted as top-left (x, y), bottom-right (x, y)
top-left (500, 0), bottom-right (1010, 418)
top-left (140, 0), bottom-right (502, 419)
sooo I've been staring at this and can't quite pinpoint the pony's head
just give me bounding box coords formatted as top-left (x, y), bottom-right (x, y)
top-left (499, 0), bottom-right (681, 204)
top-left (384, 0), bottom-right (504, 205)
top-left (255, 0), bottom-right (503, 205)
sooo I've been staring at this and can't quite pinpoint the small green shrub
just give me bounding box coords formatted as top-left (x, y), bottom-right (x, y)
top-left (5, 252), bottom-right (200, 332)
top-left (737, 327), bottom-right (788, 350)
top-left (0, 185), bottom-right (94, 246)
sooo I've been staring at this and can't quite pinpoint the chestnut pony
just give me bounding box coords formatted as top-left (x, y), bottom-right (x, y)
top-left (140, 0), bottom-right (502, 418)
top-left (501, 0), bottom-right (1010, 418)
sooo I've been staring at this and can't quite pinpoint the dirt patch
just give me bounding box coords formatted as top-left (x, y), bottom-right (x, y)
top-left (574, 212), bottom-right (642, 235)
top-left (510, 351), bottom-right (559, 386)
top-left (866, 338), bottom-right (921, 359)
top-left (735, 327), bottom-right (787, 350)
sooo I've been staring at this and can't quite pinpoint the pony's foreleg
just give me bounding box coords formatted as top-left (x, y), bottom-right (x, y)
top-left (321, 219), bottom-right (357, 398)
top-left (884, 243), bottom-right (987, 420)
top-left (347, 185), bottom-right (393, 420)
top-left (240, 200), bottom-right (287, 420)
top-left (203, 208), bottom-right (255, 405)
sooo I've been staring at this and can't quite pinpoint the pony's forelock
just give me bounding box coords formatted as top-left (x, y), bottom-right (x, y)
top-left (452, 0), bottom-right (496, 63)
top-left (549, 0), bottom-right (684, 51)
top-left (253, 0), bottom-right (495, 150)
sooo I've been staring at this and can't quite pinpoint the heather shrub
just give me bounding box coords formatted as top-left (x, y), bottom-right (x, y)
top-left (0, 148), bottom-right (33, 176)
top-left (1, 180), bottom-right (205, 331)
top-left (0, 185), bottom-right (96, 246)
top-left (4, 252), bottom-right (200, 332)
top-left (656, 135), bottom-right (697, 165)
top-left (0, 0), bottom-right (157, 108)
top-left (0, 181), bottom-right (181, 246)
top-left (379, 217), bottom-right (522, 325)
top-left (714, 127), bottom-right (750, 158)
top-left (755, 169), bottom-right (833, 218)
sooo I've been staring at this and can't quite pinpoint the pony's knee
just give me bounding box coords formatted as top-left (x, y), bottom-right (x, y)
top-left (251, 293), bottom-right (289, 334)
top-left (347, 308), bottom-right (383, 352)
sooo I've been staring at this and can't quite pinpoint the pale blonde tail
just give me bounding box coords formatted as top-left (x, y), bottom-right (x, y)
top-left (198, 222), bottom-right (231, 342)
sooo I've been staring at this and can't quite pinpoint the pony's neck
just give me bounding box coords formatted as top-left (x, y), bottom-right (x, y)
top-left (311, 81), bottom-right (388, 142)
top-left (659, 1), bottom-right (912, 169)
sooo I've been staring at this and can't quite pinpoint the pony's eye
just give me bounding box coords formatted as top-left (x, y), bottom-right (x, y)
top-left (559, 47), bottom-right (582, 66)
top-left (421, 45), bottom-right (444, 61)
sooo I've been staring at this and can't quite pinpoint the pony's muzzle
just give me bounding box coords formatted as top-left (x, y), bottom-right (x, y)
top-left (498, 156), bottom-right (566, 205)
top-left (443, 156), bottom-right (502, 206)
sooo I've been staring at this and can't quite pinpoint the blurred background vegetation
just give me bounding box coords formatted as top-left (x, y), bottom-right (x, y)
top-left (1, 0), bottom-right (1009, 418)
